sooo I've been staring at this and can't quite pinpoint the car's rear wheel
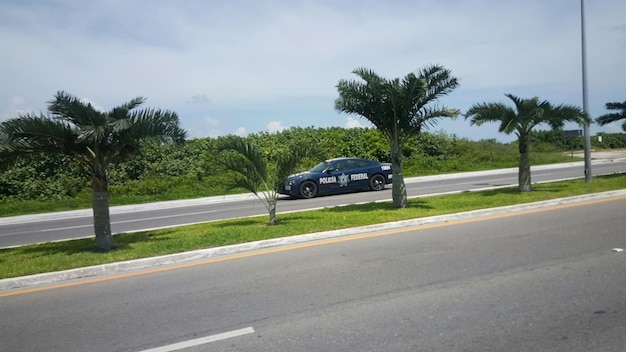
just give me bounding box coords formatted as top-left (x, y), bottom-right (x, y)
top-left (299, 181), bottom-right (317, 199)
top-left (369, 174), bottom-right (386, 191)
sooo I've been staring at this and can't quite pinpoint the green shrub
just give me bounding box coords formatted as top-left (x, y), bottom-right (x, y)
top-left (595, 133), bottom-right (626, 149)
top-left (0, 126), bottom-right (609, 208)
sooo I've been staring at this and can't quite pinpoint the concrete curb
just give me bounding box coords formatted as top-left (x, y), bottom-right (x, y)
top-left (2, 188), bottom-right (626, 292)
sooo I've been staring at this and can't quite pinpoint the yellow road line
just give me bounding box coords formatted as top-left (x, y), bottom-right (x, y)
top-left (2, 195), bottom-right (625, 298)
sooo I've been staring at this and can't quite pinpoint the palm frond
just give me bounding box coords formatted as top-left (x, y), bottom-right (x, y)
top-left (123, 108), bottom-right (186, 142)
top-left (466, 94), bottom-right (584, 137)
top-left (418, 65), bottom-right (459, 105)
top-left (500, 111), bottom-right (521, 134)
top-left (218, 136), bottom-right (268, 184)
top-left (544, 104), bottom-right (588, 129)
top-left (338, 65), bottom-right (460, 138)
top-left (1, 113), bottom-right (78, 152)
top-left (2, 92), bottom-right (187, 168)
top-left (117, 97), bottom-right (146, 113)
top-left (605, 101), bottom-right (626, 111)
top-left (465, 102), bottom-right (512, 125)
top-left (596, 100), bottom-right (626, 126)
top-left (411, 106), bottom-right (459, 132)
top-left (335, 68), bottom-right (390, 130)
top-left (109, 97), bottom-right (147, 128)
top-left (48, 91), bottom-right (107, 128)
top-left (352, 67), bottom-right (385, 84)
top-left (504, 93), bottom-right (525, 110)
top-left (336, 79), bottom-right (381, 121)
top-left (274, 142), bottom-right (325, 190)
top-left (225, 174), bottom-right (261, 196)
top-left (596, 113), bottom-right (625, 126)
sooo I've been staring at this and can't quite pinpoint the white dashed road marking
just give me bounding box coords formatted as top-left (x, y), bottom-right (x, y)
top-left (139, 326), bottom-right (255, 352)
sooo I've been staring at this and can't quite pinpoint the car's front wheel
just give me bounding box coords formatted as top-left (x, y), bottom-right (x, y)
top-left (369, 174), bottom-right (386, 191)
top-left (299, 181), bottom-right (318, 199)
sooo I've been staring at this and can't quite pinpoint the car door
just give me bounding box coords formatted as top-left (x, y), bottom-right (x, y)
top-left (323, 160), bottom-right (351, 193)
top-left (346, 159), bottom-right (371, 190)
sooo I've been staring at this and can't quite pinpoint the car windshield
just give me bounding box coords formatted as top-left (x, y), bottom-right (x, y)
top-left (310, 161), bottom-right (331, 173)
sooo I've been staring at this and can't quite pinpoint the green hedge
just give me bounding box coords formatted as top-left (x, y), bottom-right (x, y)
top-left (2, 127), bottom-right (611, 203)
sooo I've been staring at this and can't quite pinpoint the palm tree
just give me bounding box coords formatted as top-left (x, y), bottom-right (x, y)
top-left (465, 94), bottom-right (588, 192)
top-left (596, 100), bottom-right (626, 132)
top-left (335, 66), bottom-right (460, 208)
top-left (218, 136), bottom-right (323, 225)
top-left (0, 91), bottom-right (186, 251)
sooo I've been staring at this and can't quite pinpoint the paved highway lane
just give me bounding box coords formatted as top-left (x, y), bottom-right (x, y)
top-left (1, 195), bottom-right (625, 351)
top-left (1, 160), bottom-right (625, 248)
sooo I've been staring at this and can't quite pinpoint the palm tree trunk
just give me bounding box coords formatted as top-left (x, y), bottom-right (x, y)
top-left (268, 197), bottom-right (277, 225)
top-left (390, 138), bottom-right (407, 208)
top-left (518, 152), bottom-right (532, 191)
top-left (92, 166), bottom-right (115, 251)
top-left (518, 135), bottom-right (532, 192)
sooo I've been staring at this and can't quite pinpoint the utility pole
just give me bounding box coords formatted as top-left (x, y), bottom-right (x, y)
top-left (581, 0), bottom-right (592, 182)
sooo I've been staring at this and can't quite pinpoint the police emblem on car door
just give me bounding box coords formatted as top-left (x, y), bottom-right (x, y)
top-left (322, 160), bottom-right (349, 192)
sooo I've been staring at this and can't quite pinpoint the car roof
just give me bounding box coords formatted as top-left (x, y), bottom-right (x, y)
top-left (325, 157), bottom-right (374, 162)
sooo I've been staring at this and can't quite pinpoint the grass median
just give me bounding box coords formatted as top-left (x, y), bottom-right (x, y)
top-left (1, 173), bottom-right (625, 280)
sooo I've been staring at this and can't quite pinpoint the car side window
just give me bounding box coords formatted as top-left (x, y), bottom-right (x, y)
top-left (353, 160), bottom-right (368, 169)
top-left (333, 161), bottom-right (346, 171)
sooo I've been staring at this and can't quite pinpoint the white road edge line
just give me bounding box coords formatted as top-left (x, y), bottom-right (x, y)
top-left (139, 326), bottom-right (255, 352)
top-left (40, 210), bottom-right (217, 232)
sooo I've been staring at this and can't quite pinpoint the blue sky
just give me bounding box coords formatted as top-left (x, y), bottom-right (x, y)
top-left (1, 0), bottom-right (625, 142)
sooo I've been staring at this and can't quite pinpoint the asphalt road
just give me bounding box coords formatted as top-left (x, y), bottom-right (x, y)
top-left (1, 160), bottom-right (625, 248)
top-left (1, 194), bottom-right (625, 351)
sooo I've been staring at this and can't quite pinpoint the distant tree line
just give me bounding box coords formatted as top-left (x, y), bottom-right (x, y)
top-left (2, 126), bottom-right (624, 202)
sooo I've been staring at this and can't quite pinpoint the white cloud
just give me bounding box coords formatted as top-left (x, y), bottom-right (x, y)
top-left (345, 117), bottom-right (368, 129)
top-left (184, 115), bottom-right (222, 138)
top-left (204, 116), bottom-right (219, 127)
top-left (234, 127), bottom-right (247, 137)
top-left (0, 0), bottom-right (624, 140)
top-left (186, 94), bottom-right (210, 104)
top-left (195, 116), bottom-right (221, 138)
top-left (1, 96), bottom-right (27, 120)
top-left (79, 98), bottom-right (106, 112)
top-left (267, 121), bottom-right (287, 133)
top-left (10, 96), bottom-right (25, 106)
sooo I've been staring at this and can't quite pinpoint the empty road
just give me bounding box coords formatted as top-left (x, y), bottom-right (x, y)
top-left (1, 194), bottom-right (625, 351)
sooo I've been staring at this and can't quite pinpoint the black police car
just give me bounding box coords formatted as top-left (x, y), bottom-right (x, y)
top-left (279, 157), bottom-right (393, 198)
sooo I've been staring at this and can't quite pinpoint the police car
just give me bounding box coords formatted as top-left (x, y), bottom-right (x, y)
top-left (279, 157), bottom-right (393, 199)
